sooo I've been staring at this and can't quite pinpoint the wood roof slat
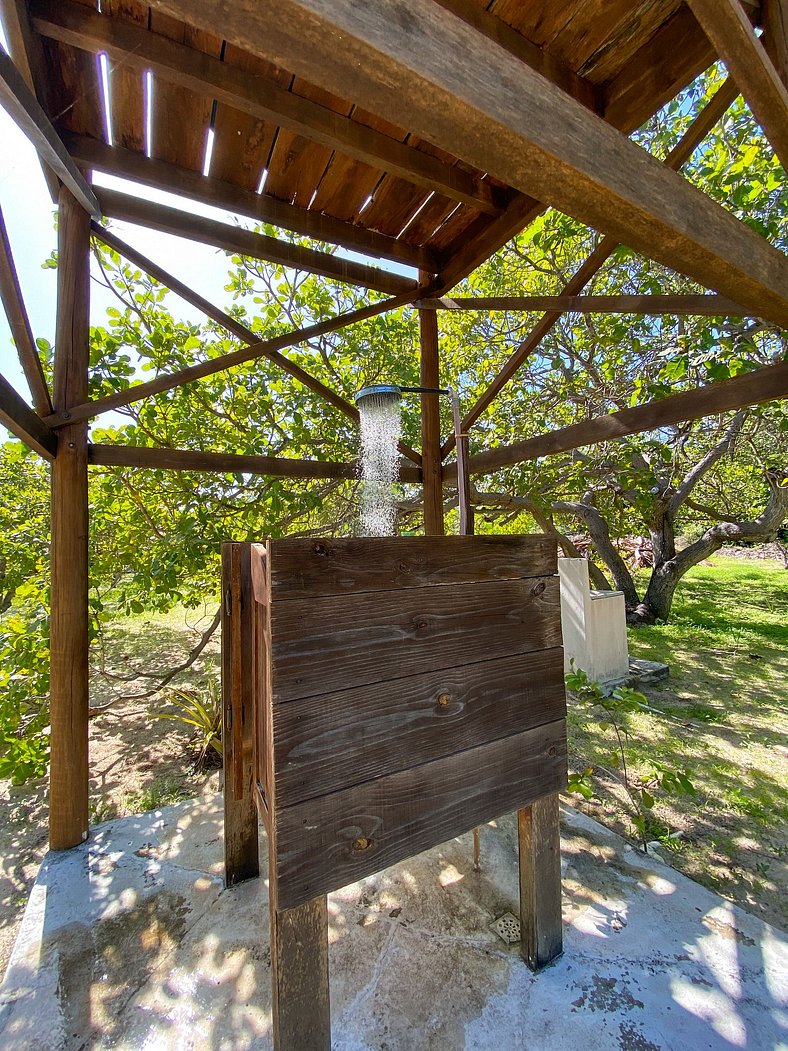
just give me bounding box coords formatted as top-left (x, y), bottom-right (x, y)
top-left (40, 31), bottom-right (104, 141)
top-left (103, 0), bottom-right (145, 153)
top-left (398, 193), bottom-right (459, 247)
top-left (551, 0), bottom-right (681, 76)
top-left (360, 178), bottom-right (440, 240)
top-left (210, 44), bottom-right (289, 192)
top-left (603, 5), bottom-right (717, 132)
top-left (309, 152), bottom-right (384, 223)
top-left (488, 0), bottom-right (586, 49)
top-left (577, 0), bottom-right (683, 82)
top-left (147, 11), bottom-right (221, 171)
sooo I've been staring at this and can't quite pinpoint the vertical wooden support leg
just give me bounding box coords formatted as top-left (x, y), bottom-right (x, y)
top-left (222, 543), bottom-right (260, 885)
top-left (269, 868), bottom-right (331, 1051)
top-left (418, 274), bottom-right (444, 536)
top-left (49, 186), bottom-right (90, 851)
top-left (518, 794), bottom-right (563, 970)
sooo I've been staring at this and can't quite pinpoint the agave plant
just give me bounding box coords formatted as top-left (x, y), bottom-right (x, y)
top-left (153, 679), bottom-right (222, 771)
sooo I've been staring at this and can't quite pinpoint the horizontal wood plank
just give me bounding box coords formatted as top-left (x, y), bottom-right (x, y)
top-left (268, 534), bottom-right (557, 597)
top-left (444, 360), bottom-right (788, 479)
top-left (270, 575), bottom-right (562, 702)
top-left (274, 647), bottom-right (566, 806)
top-left (87, 442), bottom-right (423, 482)
top-left (416, 294), bottom-right (752, 316)
top-left (272, 718), bottom-right (567, 909)
top-left (96, 187), bottom-right (418, 296)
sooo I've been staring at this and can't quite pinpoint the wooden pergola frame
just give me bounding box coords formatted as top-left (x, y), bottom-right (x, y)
top-left (0, 1), bottom-right (786, 1044)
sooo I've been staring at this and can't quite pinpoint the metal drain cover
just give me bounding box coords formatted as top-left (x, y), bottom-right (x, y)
top-left (490, 912), bottom-right (521, 945)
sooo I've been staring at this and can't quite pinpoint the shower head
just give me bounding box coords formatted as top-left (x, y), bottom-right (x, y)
top-left (354, 384), bottom-right (450, 409)
top-left (354, 384), bottom-right (403, 409)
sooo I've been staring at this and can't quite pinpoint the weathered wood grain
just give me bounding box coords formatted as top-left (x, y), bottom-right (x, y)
top-left (419, 293), bottom-right (444, 536)
top-left (64, 132), bottom-right (435, 271)
top-left (221, 543), bottom-right (260, 886)
top-left (272, 718), bottom-right (567, 910)
top-left (519, 795), bottom-right (563, 970)
top-left (49, 188), bottom-right (91, 851)
top-left (271, 575), bottom-right (561, 702)
top-left (268, 534), bottom-right (557, 597)
top-left (268, 890), bottom-right (330, 1051)
top-left (273, 647), bottom-right (566, 806)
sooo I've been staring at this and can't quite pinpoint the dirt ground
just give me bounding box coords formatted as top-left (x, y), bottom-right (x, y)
top-left (0, 611), bottom-right (221, 976)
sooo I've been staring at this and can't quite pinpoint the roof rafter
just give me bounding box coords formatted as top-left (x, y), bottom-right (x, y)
top-left (96, 187), bottom-right (419, 297)
top-left (443, 360), bottom-right (788, 480)
top-left (0, 203), bottom-right (52, 414)
top-left (687, 0), bottom-right (788, 172)
top-left (31, 0), bottom-right (505, 219)
top-left (66, 134), bottom-right (437, 272)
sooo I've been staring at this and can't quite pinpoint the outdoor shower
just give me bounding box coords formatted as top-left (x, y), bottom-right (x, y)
top-left (354, 383), bottom-right (472, 534)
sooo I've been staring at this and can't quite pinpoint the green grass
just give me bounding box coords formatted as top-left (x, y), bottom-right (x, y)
top-left (567, 554), bottom-right (788, 931)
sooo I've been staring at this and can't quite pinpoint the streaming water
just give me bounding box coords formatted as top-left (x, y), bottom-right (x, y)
top-left (357, 393), bottom-right (403, 537)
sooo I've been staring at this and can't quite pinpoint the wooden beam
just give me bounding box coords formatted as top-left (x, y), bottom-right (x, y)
top-left (53, 224), bottom-right (424, 464)
top-left (763, 0), bottom-right (788, 87)
top-left (416, 294), bottom-right (752, 316)
top-left (418, 281), bottom-right (444, 535)
top-left (441, 77), bottom-right (741, 457)
top-left (441, 239), bottom-right (618, 458)
top-left (88, 443), bottom-right (422, 484)
top-left (0, 371), bottom-right (56, 458)
top-left (269, 894), bottom-right (331, 1051)
top-left (687, 0), bottom-right (788, 173)
top-left (222, 543), bottom-right (260, 888)
top-left (444, 360), bottom-right (788, 480)
top-left (32, 0), bottom-right (503, 219)
top-left (95, 188), bottom-right (418, 297)
top-left (0, 48), bottom-right (100, 218)
top-left (151, 0), bottom-right (788, 327)
top-left (430, 0), bottom-right (600, 113)
top-left (0, 204), bottom-right (52, 414)
top-left (518, 797), bottom-right (563, 970)
top-left (0, 0), bottom-right (60, 200)
top-left (64, 133), bottom-right (436, 273)
top-left (49, 187), bottom-right (91, 851)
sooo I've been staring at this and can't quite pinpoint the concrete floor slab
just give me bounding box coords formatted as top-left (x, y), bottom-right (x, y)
top-left (1, 795), bottom-right (785, 1050)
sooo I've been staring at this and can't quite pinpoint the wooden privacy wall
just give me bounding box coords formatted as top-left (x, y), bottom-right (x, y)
top-left (227, 534), bottom-right (567, 912)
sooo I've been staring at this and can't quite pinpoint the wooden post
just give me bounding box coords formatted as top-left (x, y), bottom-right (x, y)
top-left (269, 886), bottom-right (331, 1051)
top-left (221, 543), bottom-right (260, 885)
top-left (518, 794), bottom-right (563, 970)
top-left (419, 274), bottom-right (444, 535)
top-left (49, 186), bottom-right (91, 851)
